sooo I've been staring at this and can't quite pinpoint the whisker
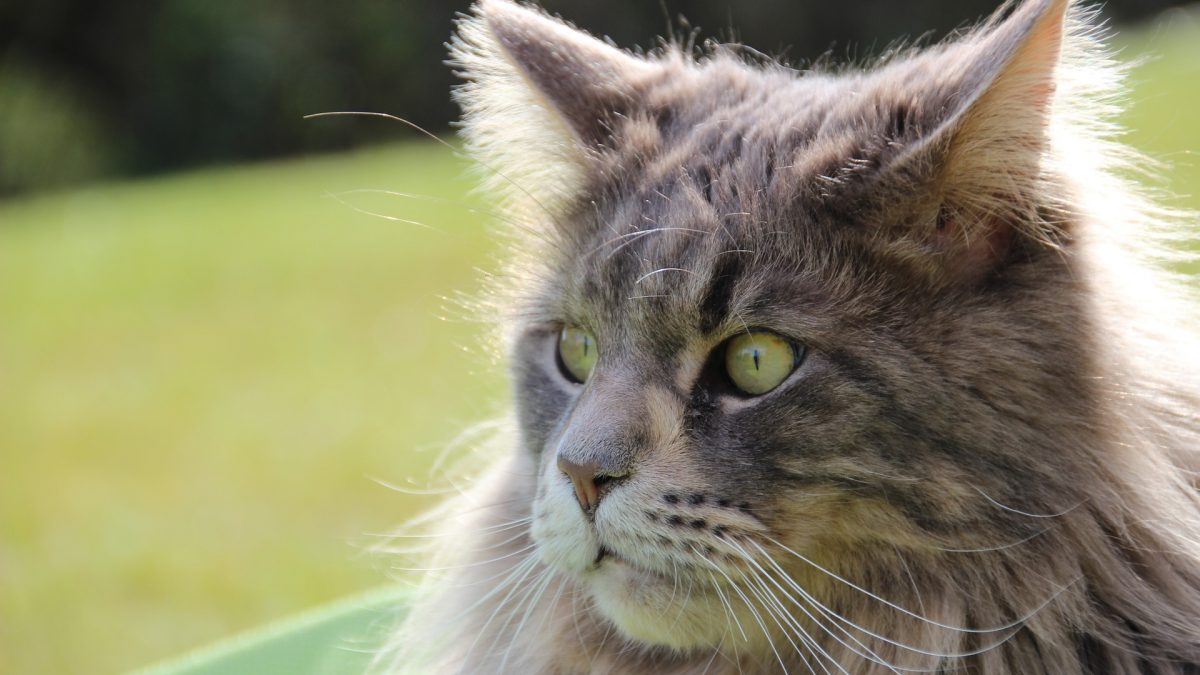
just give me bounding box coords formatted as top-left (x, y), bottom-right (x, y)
top-left (753, 548), bottom-right (947, 666)
top-left (697, 549), bottom-right (789, 674)
top-left (479, 569), bottom-right (548, 666)
top-left (752, 540), bottom-right (1076, 661)
top-left (588, 226), bottom-right (709, 259)
top-left (706, 569), bottom-right (749, 642)
top-left (893, 545), bottom-right (928, 618)
top-left (304, 110), bottom-right (556, 220)
top-left (634, 267), bottom-right (698, 284)
top-left (738, 566), bottom-right (825, 675)
top-left (460, 556), bottom-right (544, 668)
top-left (389, 542), bottom-right (537, 573)
top-left (705, 570), bottom-right (748, 675)
top-left (375, 523), bottom-right (531, 558)
top-left (971, 486), bottom-right (1086, 519)
top-left (414, 553), bottom-right (547, 592)
top-left (700, 633), bottom-right (724, 675)
top-left (321, 192), bottom-right (441, 231)
top-left (734, 540), bottom-right (908, 674)
top-left (569, 582), bottom-right (593, 663)
top-left (931, 525), bottom-right (1055, 554)
top-left (765, 536), bottom-right (1078, 635)
top-left (494, 568), bottom-right (557, 671)
top-left (409, 553), bottom-right (540, 672)
top-left (668, 573), bottom-right (696, 633)
top-left (730, 540), bottom-right (885, 675)
top-left (739, 553), bottom-right (864, 675)
top-left (367, 516), bottom-right (532, 541)
top-left (329, 188), bottom-right (534, 231)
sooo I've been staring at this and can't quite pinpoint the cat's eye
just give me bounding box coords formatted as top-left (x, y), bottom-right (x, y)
top-left (724, 331), bottom-right (799, 395)
top-left (558, 326), bottom-right (598, 383)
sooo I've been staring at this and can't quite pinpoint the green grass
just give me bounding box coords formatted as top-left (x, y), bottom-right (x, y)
top-left (1, 14), bottom-right (1198, 675)
top-left (0, 143), bottom-right (510, 674)
top-left (1119, 8), bottom-right (1200, 225)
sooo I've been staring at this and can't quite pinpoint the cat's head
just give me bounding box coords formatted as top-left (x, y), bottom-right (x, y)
top-left (452, 0), bottom-right (1106, 650)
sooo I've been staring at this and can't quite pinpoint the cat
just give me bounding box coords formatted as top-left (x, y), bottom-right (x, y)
top-left (375, 0), bottom-right (1200, 672)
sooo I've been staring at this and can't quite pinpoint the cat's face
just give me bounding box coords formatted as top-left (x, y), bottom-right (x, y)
top-left (457, 0), bottom-right (1090, 650)
top-left (512, 164), bottom-right (887, 647)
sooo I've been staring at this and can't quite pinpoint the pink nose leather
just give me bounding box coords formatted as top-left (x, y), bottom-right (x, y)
top-left (558, 456), bottom-right (604, 511)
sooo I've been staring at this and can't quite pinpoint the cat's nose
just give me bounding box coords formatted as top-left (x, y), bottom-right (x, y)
top-left (557, 456), bottom-right (625, 512)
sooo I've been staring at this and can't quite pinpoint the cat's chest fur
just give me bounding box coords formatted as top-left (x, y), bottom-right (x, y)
top-left (376, 1), bottom-right (1200, 673)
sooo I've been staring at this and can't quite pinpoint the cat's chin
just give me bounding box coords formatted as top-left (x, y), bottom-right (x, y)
top-left (582, 555), bottom-right (731, 650)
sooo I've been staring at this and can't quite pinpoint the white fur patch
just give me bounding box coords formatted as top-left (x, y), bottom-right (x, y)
top-left (448, 1), bottom-right (589, 221)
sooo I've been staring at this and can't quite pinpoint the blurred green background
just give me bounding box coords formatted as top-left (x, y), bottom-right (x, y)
top-left (1, 2), bottom-right (1198, 674)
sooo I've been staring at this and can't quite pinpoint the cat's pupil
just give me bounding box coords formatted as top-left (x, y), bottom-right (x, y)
top-left (723, 331), bottom-right (797, 395)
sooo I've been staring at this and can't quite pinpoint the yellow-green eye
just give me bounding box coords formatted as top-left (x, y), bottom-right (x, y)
top-left (558, 326), bottom-right (598, 383)
top-left (724, 331), bottom-right (797, 395)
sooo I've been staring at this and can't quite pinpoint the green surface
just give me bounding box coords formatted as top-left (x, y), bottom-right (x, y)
top-left (1, 14), bottom-right (1198, 675)
top-left (133, 587), bottom-right (406, 675)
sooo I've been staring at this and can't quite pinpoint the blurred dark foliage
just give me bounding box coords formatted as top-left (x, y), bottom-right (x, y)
top-left (0, 0), bottom-right (1184, 194)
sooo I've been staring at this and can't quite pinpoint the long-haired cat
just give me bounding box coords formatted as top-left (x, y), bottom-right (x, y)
top-left (376, 0), bottom-right (1200, 672)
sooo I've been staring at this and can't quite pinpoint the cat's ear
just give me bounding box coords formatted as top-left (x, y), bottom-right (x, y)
top-left (881, 0), bottom-right (1072, 283)
top-left (450, 0), bottom-right (656, 215)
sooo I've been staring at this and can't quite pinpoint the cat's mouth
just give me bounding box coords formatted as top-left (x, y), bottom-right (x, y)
top-left (592, 546), bottom-right (611, 566)
top-left (592, 545), bottom-right (644, 572)
top-left (589, 544), bottom-right (677, 582)
top-left (582, 540), bottom-right (736, 650)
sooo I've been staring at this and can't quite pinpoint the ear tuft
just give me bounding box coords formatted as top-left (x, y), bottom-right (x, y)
top-left (450, 0), bottom-right (655, 218)
top-left (883, 0), bottom-right (1073, 284)
top-left (941, 0), bottom-right (1070, 235)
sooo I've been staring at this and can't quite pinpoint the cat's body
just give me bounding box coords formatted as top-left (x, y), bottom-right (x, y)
top-left (378, 1), bottom-right (1200, 673)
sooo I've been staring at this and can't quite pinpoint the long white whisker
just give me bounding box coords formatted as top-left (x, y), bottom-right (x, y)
top-left (730, 541), bottom-right (863, 675)
top-left (668, 573), bottom-right (696, 633)
top-left (700, 633), bottom-right (725, 675)
top-left (931, 525), bottom-right (1055, 554)
top-left (590, 227), bottom-right (709, 259)
top-left (754, 541), bottom-right (1073, 661)
top-left (705, 570), bottom-right (748, 675)
top-left (436, 554), bottom-right (539, 631)
top-left (893, 545), bottom-right (928, 618)
top-left (495, 568), bottom-right (557, 671)
top-left (570, 582), bottom-right (593, 663)
top-left (303, 110), bottom-right (557, 220)
top-left (389, 542), bottom-right (537, 573)
top-left (970, 486), bottom-right (1086, 519)
top-left (765, 536), bottom-right (1077, 634)
top-left (738, 564), bottom-right (825, 675)
top-left (735, 540), bottom-right (909, 674)
top-left (634, 267), bottom-right (699, 284)
top-left (733, 545), bottom-right (861, 675)
top-left (697, 550), bottom-right (789, 674)
top-left (389, 544), bottom-right (542, 596)
top-left (375, 523), bottom-right (532, 558)
top-left (369, 516), bottom-right (532, 541)
top-left (707, 570), bottom-right (748, 641)
top-left (753, 540), bottom-right (963, 661)
top-left (321, 191), bottom-right (441, 231)
top-left (329, 188), bottom-right (532, 230)
top-left (460, 556), bottom-right (544, 669)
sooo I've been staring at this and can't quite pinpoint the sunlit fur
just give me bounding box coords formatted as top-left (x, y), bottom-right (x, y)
top-left (375, 0), bottom-right (1200, 673)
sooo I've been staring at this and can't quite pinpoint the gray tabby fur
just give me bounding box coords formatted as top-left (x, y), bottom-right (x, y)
top-left (376, 0), bottom-right (1200, 672)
